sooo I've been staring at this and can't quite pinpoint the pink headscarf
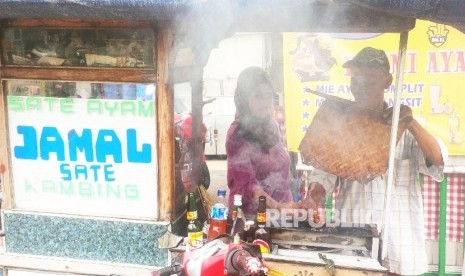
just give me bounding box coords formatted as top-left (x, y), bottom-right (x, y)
top-left (234, 67), bottom-right (280, 151)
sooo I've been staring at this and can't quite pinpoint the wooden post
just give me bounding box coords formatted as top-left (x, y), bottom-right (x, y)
top-left (0, 28), bottom-right (12, 210)
top-left (157, 27), bottom-right (174, 221)
top-left (190, 70), bottom-right (204, 188)
top-left (0, 79), bottom-right (12, 210)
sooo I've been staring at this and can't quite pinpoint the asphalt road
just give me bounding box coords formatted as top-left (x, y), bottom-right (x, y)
top-left (206, 158), bottom-right (228, 202)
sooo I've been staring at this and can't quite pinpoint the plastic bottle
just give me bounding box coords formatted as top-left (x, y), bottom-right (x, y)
top-left (207, 189), bottom-right (228, 241)
top-left (186, 192), bottom-right (203, 248)
top-left (230, 194), bottom-right (246, 239)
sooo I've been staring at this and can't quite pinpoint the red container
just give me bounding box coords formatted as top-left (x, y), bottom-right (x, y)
top-left (207, 218), bottom-right (227, 241)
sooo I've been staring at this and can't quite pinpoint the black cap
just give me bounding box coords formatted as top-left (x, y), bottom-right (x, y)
top-left (342, 47), bottom-right (390, 72)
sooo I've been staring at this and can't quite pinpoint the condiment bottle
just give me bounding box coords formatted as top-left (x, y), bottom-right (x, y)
top-left (186, 192), bottom-right (203, 248)
top-left (254, 195), bottom-right (270, 247)
top-left (230, 194), bottom-right (245, 239)
top-left (243, 220), bottom-right (256, 243)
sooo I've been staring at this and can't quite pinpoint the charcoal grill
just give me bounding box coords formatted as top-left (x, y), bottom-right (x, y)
top-left (269, 223), bottom-right (380, 260)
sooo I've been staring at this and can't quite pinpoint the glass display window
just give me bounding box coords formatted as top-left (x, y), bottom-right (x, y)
top-left (2, 28), bottom-right (155, 68)
top-left (5, 79), bottom-right (158, 219)
top-left (0, 22), bottom-right (162, 220)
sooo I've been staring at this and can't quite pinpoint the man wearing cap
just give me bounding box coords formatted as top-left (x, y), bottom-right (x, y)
top-left (304, 47), bottom-right (448, 275)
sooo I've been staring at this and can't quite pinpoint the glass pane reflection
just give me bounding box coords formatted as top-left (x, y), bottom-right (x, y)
top-left (6, 80), bottom-right (155, 101)
top-left (2, 28), bottom-right (155, 68)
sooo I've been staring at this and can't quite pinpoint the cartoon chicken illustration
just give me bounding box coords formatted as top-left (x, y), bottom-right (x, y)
top-left (289, 35), bottom-right (336, 82)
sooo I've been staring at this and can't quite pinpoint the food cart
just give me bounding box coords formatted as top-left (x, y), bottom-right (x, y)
top-left (0, 1), bottom-right (463, 275)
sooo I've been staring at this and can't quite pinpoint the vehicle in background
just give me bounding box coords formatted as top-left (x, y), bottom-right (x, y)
top-left (203, 94), bottom-right (236, 158)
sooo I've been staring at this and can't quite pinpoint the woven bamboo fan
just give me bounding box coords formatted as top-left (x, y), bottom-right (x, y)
top-left (299, 91), bottom-right (407, 182)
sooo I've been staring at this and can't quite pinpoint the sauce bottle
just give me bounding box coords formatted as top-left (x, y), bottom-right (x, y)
top-left (254, 195), bottom-right (270, 248)
top-left (230, 194), bottom-right (245, 239)
top-left (186, 192), bottom-right (203, 248)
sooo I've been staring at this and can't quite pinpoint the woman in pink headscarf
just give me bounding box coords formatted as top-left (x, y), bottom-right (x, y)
top-left (226, 66), bottom-right (297, 217)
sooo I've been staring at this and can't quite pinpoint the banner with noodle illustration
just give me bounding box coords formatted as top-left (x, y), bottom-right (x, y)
top-left (284, 20), bottom-right (465, 155)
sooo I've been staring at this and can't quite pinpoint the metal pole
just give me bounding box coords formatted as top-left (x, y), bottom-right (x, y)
top-left (438, 174), bottom-right (448, 276)
top-left (381, 30), bottom-right (409, 260)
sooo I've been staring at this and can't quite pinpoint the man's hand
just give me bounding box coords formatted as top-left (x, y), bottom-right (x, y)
top-left (300, 182), bottom-right (326, 210)
top-left (383, 103), bottom-right (444, 166)
top-left (382, 104), bottom-right (414, 128)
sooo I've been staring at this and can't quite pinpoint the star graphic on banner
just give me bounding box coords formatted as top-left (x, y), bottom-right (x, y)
top-left (302, 112), bottom-right (310, 119)
top-left (302, 98), bottom-right (310, 106)
top-left (301, 125), bottom-right (308, 132)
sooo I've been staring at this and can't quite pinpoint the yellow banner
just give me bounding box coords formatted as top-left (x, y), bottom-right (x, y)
top-left (284, 20), bottom-right (465, 155)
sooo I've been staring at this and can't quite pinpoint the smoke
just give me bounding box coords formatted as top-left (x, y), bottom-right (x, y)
top-left (172, 0), bottom-right (237, 68)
